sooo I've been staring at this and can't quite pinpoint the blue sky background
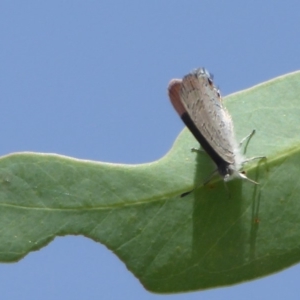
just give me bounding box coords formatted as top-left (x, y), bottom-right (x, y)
top-left (1, 1), bottom-right (300, 299)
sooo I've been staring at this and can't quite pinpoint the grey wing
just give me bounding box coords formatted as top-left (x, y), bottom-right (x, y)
top-left (180, 70), bottom-right (236, 163)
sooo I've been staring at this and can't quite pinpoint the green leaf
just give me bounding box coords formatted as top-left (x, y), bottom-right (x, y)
top-left (1, 71), bottom-right (300, 293)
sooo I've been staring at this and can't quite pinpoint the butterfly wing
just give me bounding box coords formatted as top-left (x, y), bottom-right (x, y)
top-left (179, 68), bottom-right (236, 164)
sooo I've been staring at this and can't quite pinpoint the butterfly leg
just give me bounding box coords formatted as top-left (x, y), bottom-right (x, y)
top-left (242, 156), bottom-right (266, 165)
top-left (191, 147), bottom-right (203, 153)
top-left (239, 129), bottom-right (256, 154)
